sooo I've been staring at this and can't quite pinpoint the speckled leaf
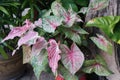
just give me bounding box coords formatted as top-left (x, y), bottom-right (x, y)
top-left (82, 55), bottom-right (112, 76)
top-left (58, 65), bottom-right (78, 80)
top-left (2, 19), bottom-right (32, 43)
top-left (90, 34), bottom-right (113, 54)
top-left (51, 1), bottom-right (65, 16)
top-left (30, 50), bottom-right (48, 80)
top-left (51, 1), bottom-right (82, 27)
top-left (18, 31), bottom-right (38, 47)
top-left (89, 0), bottom-right (109, 11)
top-left (42, 16), bottom-right (63, 33)
top-left (65, 30), bottom-right (81, 45)
top-left (60, 43), bottom-right (84, 74)
top-left (82, 61), bottom-right (112, 76)
top-left (47, 39), bottom-right (61, 74)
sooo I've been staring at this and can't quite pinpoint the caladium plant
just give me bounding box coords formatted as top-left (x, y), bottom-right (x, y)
top-left (1, 0), bottom-right (117, 80)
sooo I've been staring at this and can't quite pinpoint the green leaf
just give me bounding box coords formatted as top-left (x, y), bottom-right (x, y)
top-left (94, 65), bottom-right (112, 76)
top-left (86, 16), bottom-right (120, 44)
top-left (65, 30), bottom-right (81, 45)
top-left (82, 64), bottom-right (112, 76)
top-left (90, 34), bottom-right (113, 54)
top-left (95, 55), bottom-right (107, 66)
top-left (0, 45), bottom-right (8, 59)
top-left (82, 58), bottom-right (112, 76)
top-left (0, 6), bottom-right (9, 15)
top-left (75, 0), bottom-right (89, 7)
top-left (64, 27), bottom-right (88, 45)
top-left (61, 0), bottom-right (78, 12)
top-left (89, 0), bottom-right (109, 11)
top-left (7, 2), bottom-right (20, 8)
top-left (79, 7), bottom-right (89, 14)
top-left (58, 65), bottom-right (78, 80)
top-left (41, 9), bottom-right (52, 17)
top-left (30, 50), bottom-right (48, 80)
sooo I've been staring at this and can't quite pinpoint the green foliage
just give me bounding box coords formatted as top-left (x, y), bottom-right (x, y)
top-left (90, 34), bottom-right (113, 54)
top-left (30, 50), bottom-right (48, 80)
top-left (58, 65), bottom-right (78, 80)
top-left (75, 0), bottom-right (89, 7)
top-left (1, 0), bottom-right (117, 79)
top-left (0, 45), bottom-right (8, 59)
top-left (86, 16), bottom-right (120, 44)
top-left (0, 6), bottom-right (9, 15)
top-left (82, 55), bottom-right (112, 76)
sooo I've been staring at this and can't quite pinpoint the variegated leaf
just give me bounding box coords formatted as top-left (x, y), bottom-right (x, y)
top-left (31, 37), bottom-right (47, 56)
top-left (2, 19), bottom-right (33, 43)
top-left (90, 34), bottom-right (113, 54)
top-left (58, 65), bottom-right (78, 80)
top-left (89, 0), bottom-right (109, 11)
top-left (51, 1), bottom-right (82, 27)
top-left (30, 50), bottom-right (48, 79)
top-left (18, 31), bottom-right (38, 47)
top-left (47, 39), bottom-right (61, 74)
top-left (60, 43), bottom-right (84, 74)
top-left (42, 16), bottom-right (63, 33)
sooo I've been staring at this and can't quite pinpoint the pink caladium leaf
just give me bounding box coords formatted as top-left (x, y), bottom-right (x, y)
top-left (63, 7), bottom-right (82, 27)
top-left (31, 37), bottom-right (47, 56)
top-left (42, 16), bottom-right (63, 33)
top-left (51, 1), bottom-right (82, 27)
top-left (47, 39), bottom-right (61, 74)
top-left (1, 27), bottom-right (26, 43)
top-left (1, 19), bottom-right (33, 43)
top-left (51, 1), bottom-right (66, 16)
top-left (12, 31), bottom-right (39, 56)
top-left (90, 34), bottom-right (113, 54)
top-left (60, 43), bottom-right (84, 75)
top-left (18, 31), bottom-right (39, 47)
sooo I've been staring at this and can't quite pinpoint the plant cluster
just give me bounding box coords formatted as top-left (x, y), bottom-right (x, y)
top-left (1, 0), bottom-right (120, 80)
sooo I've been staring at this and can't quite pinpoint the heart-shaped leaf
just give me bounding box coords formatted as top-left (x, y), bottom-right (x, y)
top-left (47, 39), bottom-right (61, 74)
top-left (51, 1), bottom-right (82, 27)
top-left (82, 55), bottom-right (112, 76)
top-left (90, 34), bottom-right (113, 54)
top-left (60, 43), bottom-right (84, 74)
top-left (82, 61), bottom-right (112, 76)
